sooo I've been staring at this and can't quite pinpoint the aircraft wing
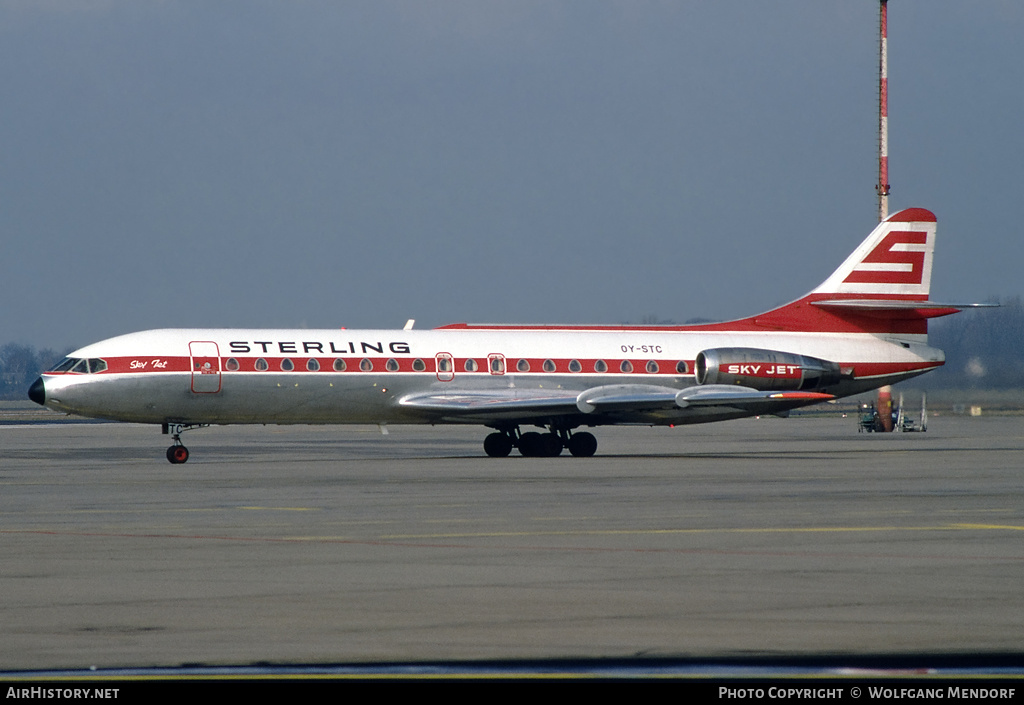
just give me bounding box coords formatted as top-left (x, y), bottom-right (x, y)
top-left (399, 384), bottom-right (832, 423)
top-left (673, 385), bottom-right (834, 414)
top-left (398, 388), bottom-right (582, 422)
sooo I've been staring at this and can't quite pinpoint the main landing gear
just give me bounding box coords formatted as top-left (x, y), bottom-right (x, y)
top-left (483, 427), bottom-right (598, 458)
top-left (162, 422), bottom-right (208, 464)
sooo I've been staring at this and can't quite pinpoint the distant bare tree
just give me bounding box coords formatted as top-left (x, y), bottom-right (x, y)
top-left (0, 344), bottom-right (69, 399)
top-left (0, 343), bottom-right (39, 397)
top-left (924, 297), bottom-right (1024, 388)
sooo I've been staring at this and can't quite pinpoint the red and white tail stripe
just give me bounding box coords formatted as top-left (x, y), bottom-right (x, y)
top-left (812, 208), bottom-right (935, 298)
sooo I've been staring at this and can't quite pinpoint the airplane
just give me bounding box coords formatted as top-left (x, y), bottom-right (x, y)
top-left (28, 207), bottom-right (985, 463)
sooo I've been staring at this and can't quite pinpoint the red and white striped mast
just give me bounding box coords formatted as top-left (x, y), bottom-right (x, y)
top-left (875, 1), bottom-right (895, 431)
top-left (876, 0), bottom-right (890, 221)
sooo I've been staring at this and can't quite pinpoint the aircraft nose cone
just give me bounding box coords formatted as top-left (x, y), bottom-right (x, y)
top-left (28, 376), bottom-right (45, 406)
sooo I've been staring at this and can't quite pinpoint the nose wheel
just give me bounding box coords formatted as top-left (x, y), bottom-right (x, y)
top-left (162, 422), bottom-right (207, 464)
top-left (166, 444), bottom-right (190, 464)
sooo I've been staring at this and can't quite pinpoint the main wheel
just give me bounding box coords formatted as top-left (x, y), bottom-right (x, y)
top-left (518, 431), bottom-right (542, 457)
top-left (483, 432), bottom-right (513, 457)
top-left (539, 432), bottom-right (563, 457)
top-left (567, 432), bottom-right (597, 457)
top-left (166, 445), bottom-right (190, 464)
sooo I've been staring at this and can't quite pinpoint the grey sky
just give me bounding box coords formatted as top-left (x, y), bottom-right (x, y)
top-left (2, 1), bottom-right (1021, 351)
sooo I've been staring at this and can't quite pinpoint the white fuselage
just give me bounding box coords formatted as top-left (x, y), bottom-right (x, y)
top-left (38, 326), bottom-right (943, 427)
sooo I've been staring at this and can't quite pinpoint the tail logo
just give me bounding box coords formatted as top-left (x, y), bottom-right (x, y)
top-left (843, 231), bottom-right (928, 285)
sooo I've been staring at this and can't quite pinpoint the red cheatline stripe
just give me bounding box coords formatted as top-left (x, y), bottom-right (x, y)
top-left (49, 356), bottom-right (941, 380)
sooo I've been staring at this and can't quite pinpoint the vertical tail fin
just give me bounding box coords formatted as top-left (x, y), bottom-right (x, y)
top-left (714, 208), bottom-right (960, 335)
top-left (812, 208), bottom-right (936, 299)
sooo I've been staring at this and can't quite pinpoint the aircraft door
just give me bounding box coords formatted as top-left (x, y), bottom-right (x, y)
top-left (189, 341), bottom-right (222, 393)
top-left (488, 354), bottom-right (505, 375)
top-left (435, 353), bottom-right (454, 382)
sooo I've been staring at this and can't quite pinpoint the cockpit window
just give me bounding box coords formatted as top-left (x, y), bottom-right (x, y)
top-left (50, 357), bottom-right (79, 373)
top-left (61, 358), bottom-right (107, 374)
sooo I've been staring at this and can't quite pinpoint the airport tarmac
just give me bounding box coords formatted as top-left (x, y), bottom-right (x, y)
top-left (1, 415), bottom-right (1023, 671)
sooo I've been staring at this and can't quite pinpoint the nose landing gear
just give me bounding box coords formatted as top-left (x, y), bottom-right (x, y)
top-left (162, 422), bottom-right (208, 464)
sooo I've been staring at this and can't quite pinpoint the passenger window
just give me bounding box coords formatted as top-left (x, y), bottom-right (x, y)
top-left (255, 358), bottom-right (269, 371)
top-left (568, 359), bottom-right (582, 373)
top-left (542, 359), bottom-right (556, 372)
top-left (620, 360), bottom-right (634, 373)
top-left (464, 358), bottom-right (478, 372)
top-left (225, 358), bottom-right (240, 371)
top-left (437, 357), bottom-right (452, 373)
top-left (360, 358), bottom-right (373, 372)
top-left (281, 358), bottom-right (294, 371)
top-left (385, 358), bottom-right (399, 372)
top-left (333, 358), bottom-right (347, 371)
top-left (306, 359), bottom-right (320, 372)
top-left (594, 360), bottom-right (608, 373)
top-left (412, 358), bottom-right (426, 372)
top-left (646, 360), bottom-right (659, 374)
top-left (676, 360), bottom-right (688, 374)
top-left (516, 359), bottom-right (530, 372)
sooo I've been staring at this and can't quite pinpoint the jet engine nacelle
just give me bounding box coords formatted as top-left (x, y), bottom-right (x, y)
top-left (695, 347), bottom-right (842, 392)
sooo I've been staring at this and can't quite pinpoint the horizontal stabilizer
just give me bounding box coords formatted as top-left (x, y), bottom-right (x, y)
top-left (812, 300), bottom-right (995, 310)
top-left (811, 299), bottom-right (996, 320)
